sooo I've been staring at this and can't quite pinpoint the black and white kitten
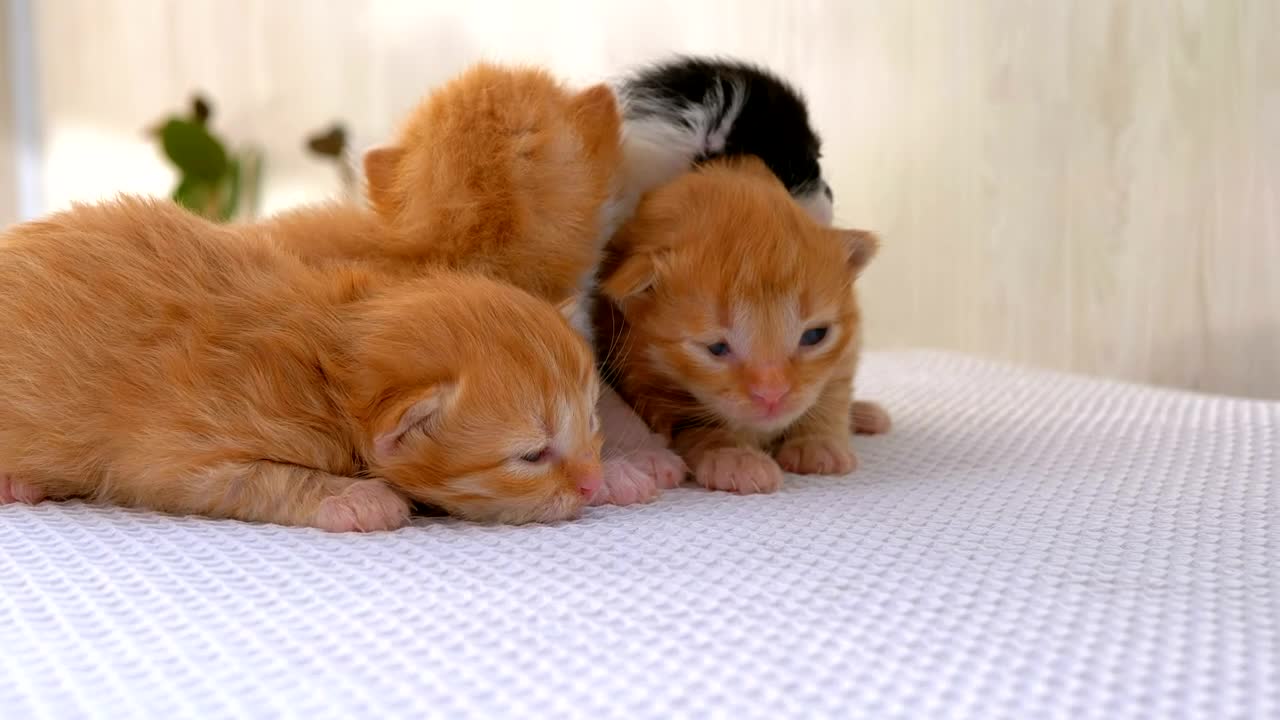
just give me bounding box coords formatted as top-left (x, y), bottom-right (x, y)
top-left (612, 56), bottom-right (833, 225)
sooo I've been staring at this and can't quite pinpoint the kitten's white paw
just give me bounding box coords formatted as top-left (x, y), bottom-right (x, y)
top-left (594, 457), bottom-right (660, 507)
top-left (695, 447), bottom-right (783, 495)
top-left (850, 400), bottom-right (891, 435)
top-left (0, 472), bottom-right (45, 505)
top-left (635, 445), bottom-right (688, 490)
top-left (775, 436), bottom-right (858, 475)
top-left (313, 480), bottom-right (411, 532)
top-left (594, 459), bottom-right (657, 506)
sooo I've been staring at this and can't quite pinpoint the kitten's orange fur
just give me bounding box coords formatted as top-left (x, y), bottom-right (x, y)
top-left (0, 197), bottom-right (603, 529)
top-left (364, 63), bottom-right (624, 305)
top-left (270, 62), bottom-right (622, 310)
top-left (269, 62), bottom-right (687, 505)
top-left (596, 157), bottom-right (888, 494)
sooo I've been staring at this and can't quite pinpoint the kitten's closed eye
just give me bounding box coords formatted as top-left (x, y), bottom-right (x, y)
top-left (799, 326), bottom-right (829, 347)
top-left (520, 446), bottom-right (552, 463)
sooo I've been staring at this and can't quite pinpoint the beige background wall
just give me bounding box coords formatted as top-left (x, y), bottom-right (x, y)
top-left (18, 0), bottom-right (1280, 398)
top-left (0, 1), bottom-right (17, 226)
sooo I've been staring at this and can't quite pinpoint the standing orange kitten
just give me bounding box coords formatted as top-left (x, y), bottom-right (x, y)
top-left (0, 197), bottom-right (603, 530)
top-left (595, 157), bottom-right (890, 494)
top-left (270, 62), bottom-right (686, 506)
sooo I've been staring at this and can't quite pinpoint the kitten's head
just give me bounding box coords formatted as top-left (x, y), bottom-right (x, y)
top-left (361, 62), bottom-right (623, 298)
top-left (599, 157), bottom-right (877, 435)
top-left (347, 273), bottom-right (602, 524)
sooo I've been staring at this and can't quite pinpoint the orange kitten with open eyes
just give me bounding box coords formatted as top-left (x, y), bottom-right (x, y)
top-left (595, 157), bottom-right (890, 494)
top-left (0, 197), bottom-right (603, 529)
top-left (268, 62), bottom-right (686, 506)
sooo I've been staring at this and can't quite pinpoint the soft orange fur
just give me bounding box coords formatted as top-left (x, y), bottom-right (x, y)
top-left (267, 62), bottom-right (688, 505)
top-left (272, 62), bottom-right (623, 310)
top-left (596, 157), bottom-right (887, 494)
top-left (0, 197), bottom-right (603, 530)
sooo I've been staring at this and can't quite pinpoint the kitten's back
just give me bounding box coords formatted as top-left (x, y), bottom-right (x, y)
top-left (0, 198), bottom-right (363, 499)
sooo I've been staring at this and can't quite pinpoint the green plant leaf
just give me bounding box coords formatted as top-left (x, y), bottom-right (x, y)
top-left (172, 176), bottom-right (214, 216)
top-left (160, 119), bottom-right (227, 182)
top-left (219, 157), bottom-right (241, 222)
top-left (238, 147), bottom-right (264, 220)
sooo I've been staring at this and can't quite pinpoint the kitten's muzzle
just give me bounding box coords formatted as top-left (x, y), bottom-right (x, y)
top-left (745, 366), bottom-right (792, 417)
top-left (563, 455), bottom-right (603, 498)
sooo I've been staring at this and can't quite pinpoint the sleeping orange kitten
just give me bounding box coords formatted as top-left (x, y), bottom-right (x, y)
top-left (0, 197), bottom-right (603, 530)
top-left (595, 156), bottom-right (889, 494)
top-left (269, 62), bottom-right (686, 506)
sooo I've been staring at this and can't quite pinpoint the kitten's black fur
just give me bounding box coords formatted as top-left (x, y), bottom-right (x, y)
top-left (613, 56), bottom-right (832, 224)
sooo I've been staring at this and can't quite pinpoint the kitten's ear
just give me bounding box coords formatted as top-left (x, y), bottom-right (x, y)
top-left (599, 253), bottom-right (657, 302)
top-left (374, 383), bottom-right (453, 460)
top-left (571, 84), bottom-right (620, 126)
top-left (363, 145), bottom-right (406, 212)
top-left (840, 229), bottom-right (880, 272)
top-left (570, 83), bottom-right (622, 156)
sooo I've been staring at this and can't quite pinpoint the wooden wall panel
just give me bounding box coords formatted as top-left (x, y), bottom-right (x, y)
top-left (24, 0), bottom-right (1280, 398)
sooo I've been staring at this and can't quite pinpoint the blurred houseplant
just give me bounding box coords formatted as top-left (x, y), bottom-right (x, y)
top-left (305, 122), bottom-right (359, 202)
top-left (149, 95), bottom-right (263, 222)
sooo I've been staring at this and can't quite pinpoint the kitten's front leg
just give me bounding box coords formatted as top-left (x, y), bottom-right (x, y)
top-left (776, 374), bottom-right (859, 475)
top-left (676, 425), bottom-right (784, 495)
top-left (593, 386), bottom-right (687, 506)
top-left (192, 461), bottom-right (411, 532)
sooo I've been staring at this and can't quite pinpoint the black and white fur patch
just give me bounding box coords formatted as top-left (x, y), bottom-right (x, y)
top-left (613, 56), bottom-right (833, 224)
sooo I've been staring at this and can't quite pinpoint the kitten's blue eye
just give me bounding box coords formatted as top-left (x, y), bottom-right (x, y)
top-left (521, 447), bottom-right (552, 463)
top-left (706, 341), bottom-right (731, 357)
top-left (799, 326), bottom-right (829, 347)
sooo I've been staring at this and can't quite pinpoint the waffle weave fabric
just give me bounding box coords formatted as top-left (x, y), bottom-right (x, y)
top-left (1, 351), bottom-right (1276, 719)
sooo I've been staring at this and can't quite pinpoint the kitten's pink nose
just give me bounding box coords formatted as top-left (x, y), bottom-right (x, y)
top-left (576, 471), bottom-right (602, 499)
top-left (566, 457), bottom-right (603, 498)
top-left (748, 381), bottom-right (791, 413)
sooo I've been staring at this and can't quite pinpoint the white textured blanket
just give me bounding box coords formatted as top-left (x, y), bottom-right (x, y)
top-left (1, 351), bottom-right (1275, 719)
